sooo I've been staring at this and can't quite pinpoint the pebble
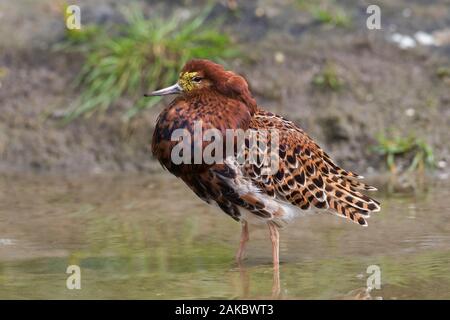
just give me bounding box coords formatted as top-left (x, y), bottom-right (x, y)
top-left (0, 239), bottom-right (15, 245)
top-left (255, 7), bottom-right (265, 17)
top-left (433, 28), bottom-right (450, 46)
top-left (414, 31), bottom-right (436, 46)
top-left (274, 52), bottom-right (285, 64)
top-left (390, 33), bottom-right (416, 49)
top-left (405, 108), bottom-right (415, 117)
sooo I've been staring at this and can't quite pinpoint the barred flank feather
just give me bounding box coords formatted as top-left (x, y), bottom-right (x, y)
top-left (242, 110), bottom-right (381, 226)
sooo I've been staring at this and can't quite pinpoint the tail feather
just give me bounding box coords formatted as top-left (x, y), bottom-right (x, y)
top-left (325, 174), bottom-right (380, 226)
top-left (327, 196), bottom-right (370, 226)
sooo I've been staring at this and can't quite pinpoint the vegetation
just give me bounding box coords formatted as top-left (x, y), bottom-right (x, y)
top-left (297, 0), bottom-right (351, 28)
top-left (436, 66), bottom-right (450, 78)
top-left (372, 133), bottom-right (435, 173)
top-left (59, 6), bottom-right (238, 121)
top-left (312, 61), bottom-right (344, 91)
top-left (436, 66), bottom-right (450, 85)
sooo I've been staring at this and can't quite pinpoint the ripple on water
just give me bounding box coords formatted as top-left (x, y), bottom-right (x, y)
top-left (0, 174), bottom-right (449, 299)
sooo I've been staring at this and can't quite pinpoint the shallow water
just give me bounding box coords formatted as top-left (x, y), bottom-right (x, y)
top-left (0, 173), bottom-right (449, 299)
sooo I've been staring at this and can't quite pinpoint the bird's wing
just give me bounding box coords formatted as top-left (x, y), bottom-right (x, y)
top-left (244, 110), bottom-right (381, 226)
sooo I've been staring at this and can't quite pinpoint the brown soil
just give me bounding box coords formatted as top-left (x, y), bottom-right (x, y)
top-left (0, 0), bottom-right (449, 176)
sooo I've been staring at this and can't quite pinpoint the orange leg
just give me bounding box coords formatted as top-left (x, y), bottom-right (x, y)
top-left (268, 222), bottom-right (280, 266)
top-left (235, 220), bottom-right (249, 263)
top-left (268, 221), bottom-right (281, 297)
top-left (272, 264), bottom-right (281, 298)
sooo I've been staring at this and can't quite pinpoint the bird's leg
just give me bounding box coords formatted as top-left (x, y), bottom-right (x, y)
top-left (272, 264), bottom-right (281, 298)
top-left (268, 221), bottom-right (280, 266)
top-left (268, 221), bottom-right (281, 297)
top-left (235, 220), bottom-right (249, 263)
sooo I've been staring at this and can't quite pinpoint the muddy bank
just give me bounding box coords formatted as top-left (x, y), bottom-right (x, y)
top-left (0, 0), bottom-right (449, 175)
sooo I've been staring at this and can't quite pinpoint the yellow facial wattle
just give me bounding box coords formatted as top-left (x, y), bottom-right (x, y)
top-left (178, 71), bottom-right (198, 92)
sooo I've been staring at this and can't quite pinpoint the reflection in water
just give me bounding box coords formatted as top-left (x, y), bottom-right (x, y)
top-left (338, 287), bottom-right (374, 300)
top-left (272, 265), bottom-right (280, 298)
top-left (235, 263), bottom-right (280, 299)
top-left (0, 173), bottom-right (449, 299)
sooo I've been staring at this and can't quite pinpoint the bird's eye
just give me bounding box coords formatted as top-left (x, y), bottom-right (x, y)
top-left (192, 76), bottom-right (202, 83)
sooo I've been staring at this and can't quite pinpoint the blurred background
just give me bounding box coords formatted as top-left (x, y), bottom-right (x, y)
top-left (1, 0), bottom-right (449, 177)
top-left (0, 0), bottom-right (449, 299)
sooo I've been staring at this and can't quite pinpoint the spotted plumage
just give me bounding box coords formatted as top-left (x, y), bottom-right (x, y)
top-left (148, 59), bottom-right (380, 266)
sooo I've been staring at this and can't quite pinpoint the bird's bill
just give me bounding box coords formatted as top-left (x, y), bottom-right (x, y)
top-left (144, 83), bottom-right (182, 97)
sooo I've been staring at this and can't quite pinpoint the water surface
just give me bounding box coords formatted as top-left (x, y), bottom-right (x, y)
top-left (0, 173), bottom-right (449, 299)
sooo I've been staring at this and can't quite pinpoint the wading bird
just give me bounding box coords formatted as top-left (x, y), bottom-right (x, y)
top-left (147, 59), bottom-right (380, 269)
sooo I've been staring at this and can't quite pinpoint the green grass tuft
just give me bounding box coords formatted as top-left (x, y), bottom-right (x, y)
top-left (312, 62), bottom-right (343, 91)
top-left (58, 6), bottom-right (239, 121)
top-left (372, 134), bottom-right (435, 174)
top-left (297, 0), bottom-right (351, 28)
top-left (436, 66), bottom-right (450, 82)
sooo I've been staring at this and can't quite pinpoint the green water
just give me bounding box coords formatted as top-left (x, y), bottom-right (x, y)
top-left (0, 173), bottom-right (449, 299)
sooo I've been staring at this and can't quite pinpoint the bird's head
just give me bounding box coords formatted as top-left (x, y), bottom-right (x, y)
top-left (145, 59), bottom-right (256, 112)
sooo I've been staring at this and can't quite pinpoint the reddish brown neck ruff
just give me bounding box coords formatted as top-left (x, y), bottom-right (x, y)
top-left (151, 60), bottom-right (257, 176)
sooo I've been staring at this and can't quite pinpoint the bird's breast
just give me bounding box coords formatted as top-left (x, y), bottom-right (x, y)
top-left (151, 95), bottom-right (253, 176)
